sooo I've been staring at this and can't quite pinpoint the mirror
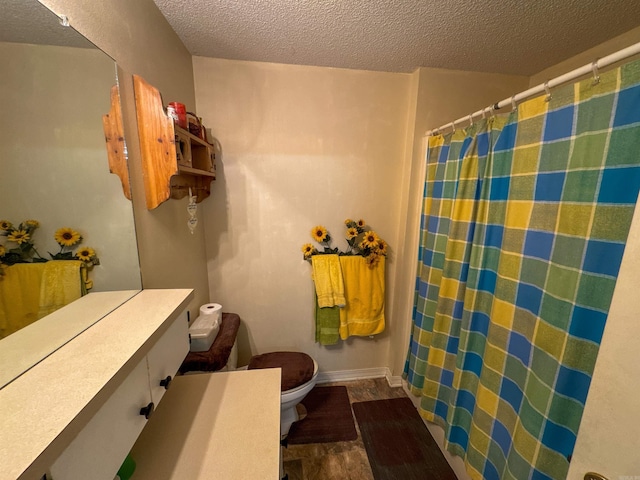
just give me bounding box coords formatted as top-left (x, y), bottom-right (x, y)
top-left (0, 1), bottom-right (142, 388)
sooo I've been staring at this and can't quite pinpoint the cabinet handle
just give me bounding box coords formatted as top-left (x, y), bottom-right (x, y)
top-left (140, 402), bottom-right (155, 419)
top-left (159, 375), bottom-right (172, 390)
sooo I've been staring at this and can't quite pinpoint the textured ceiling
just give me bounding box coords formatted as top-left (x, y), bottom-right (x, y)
top-left (153, 0), bottom-right (640, 75)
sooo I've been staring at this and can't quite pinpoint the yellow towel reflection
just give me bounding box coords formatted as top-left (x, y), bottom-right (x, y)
top-left (38, 260), bottom-right (87, 318)
top-left (0, 260), bottom-right (86, 338)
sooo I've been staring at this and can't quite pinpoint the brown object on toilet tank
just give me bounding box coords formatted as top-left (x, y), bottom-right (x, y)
top-left (179, 313), bottom-right (240, 373)
top-left (248, 351), bottom-right (314, 392)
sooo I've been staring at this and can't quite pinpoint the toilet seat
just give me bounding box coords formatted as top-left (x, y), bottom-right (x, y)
top-left (248, 351), bottom-right (315, 392)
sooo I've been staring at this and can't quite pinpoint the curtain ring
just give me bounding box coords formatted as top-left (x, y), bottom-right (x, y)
top-left (592, 60), bottom-right (600, 85)
top-left (450, 121), bottom-right (456, 133)
top-left (544, 81), bottom-right (552, 102)
top-left (511, 96), bottom-right (517, 111)
top-left (468, 114), bottom-right (474, 127)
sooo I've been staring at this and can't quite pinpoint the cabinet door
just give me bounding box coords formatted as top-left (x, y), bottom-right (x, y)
top-left (49, 357), bottom-right (151, 480)
top-left (147, 310), bottom-right (189, 405)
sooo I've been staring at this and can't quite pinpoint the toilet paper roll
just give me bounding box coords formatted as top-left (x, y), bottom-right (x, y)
top-left (200, 303), bottom-right (222, 317)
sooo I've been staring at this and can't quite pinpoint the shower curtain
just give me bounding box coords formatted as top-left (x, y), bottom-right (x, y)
top-left (404, 59), bottom-right (640, 480)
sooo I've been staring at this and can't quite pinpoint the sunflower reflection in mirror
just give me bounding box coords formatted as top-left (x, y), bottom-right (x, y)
top-left (0, 220), bottom-right (99, 286)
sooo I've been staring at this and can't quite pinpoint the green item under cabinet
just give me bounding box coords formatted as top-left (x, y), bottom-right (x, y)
top-left (116, 454), bottom-right (136, 480)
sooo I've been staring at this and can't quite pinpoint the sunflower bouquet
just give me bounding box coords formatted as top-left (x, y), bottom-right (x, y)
top-left (301, 218), bottom-right (388, 268)
top-left (50, 227), bottom-right (100, 267)
top-left (0, 220), bottom-right (44, 268)
top-left (0, 220), bottom-right (100, 277)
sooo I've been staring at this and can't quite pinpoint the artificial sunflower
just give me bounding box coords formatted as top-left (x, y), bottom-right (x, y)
top-left (360, 231), bottom-right (380, 249)
top-left (357, 219), bottom-right (366, 228)
top-left (7, 230), bottom-right (30, 245)
top-left (24, 220), bottom-right (40, 228)
top-left (346, 227), bottom-right (358, 240)
top-left (344, 218), bottom-right (354, 226)
top-left (55, 227), bottom-right (82, 247)
top-left (301, 243), bottom-right (317, 259)
top-left (366, 253), bottom-right (381, 267)
top-left (0, 220), bottom-right (12, 231)
top-left (311, 225), bottom-right (328, 243)
top-left (75, 246), bottom-right (96, 262)
top-left (0, 245), bottom-right (5, 256)
top-left (376, 239), bottom-right (388, 255)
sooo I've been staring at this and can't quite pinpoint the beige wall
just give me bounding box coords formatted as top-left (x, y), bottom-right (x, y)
top-left (38, 0), bottom-right (194, 105)
top-left (38, 0), bottom-right (210, 317)
top-left (193, 57), bottom-right (413, 369)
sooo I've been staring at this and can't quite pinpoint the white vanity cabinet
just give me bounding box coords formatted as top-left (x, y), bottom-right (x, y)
top-left (0, 289), bottom-right (193, 480)
top-left (48, 357), bottom-right (151, 480)
top-left (49, 309), bottom-right (190, 480)
top-left (146, 313), bottom-right (190, 406)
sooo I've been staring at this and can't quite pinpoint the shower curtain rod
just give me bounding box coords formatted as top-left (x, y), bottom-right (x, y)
top-left (425, 41), bottom-right (640, 137)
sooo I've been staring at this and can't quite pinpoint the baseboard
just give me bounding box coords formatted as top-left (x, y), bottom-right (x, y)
top-left (317, 367), bottom-right (404, 388)
top-left (386, 374), bottom-right (404, 388)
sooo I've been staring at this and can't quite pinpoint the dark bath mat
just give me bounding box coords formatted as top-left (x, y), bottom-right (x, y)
top-left (287, 385), bottom-right (358, 444)
top-left (352, 397), bottom-right (457, 480)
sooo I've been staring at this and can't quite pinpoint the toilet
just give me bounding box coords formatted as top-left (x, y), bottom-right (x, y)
top-left (248, 351), bottom-right (319, 437)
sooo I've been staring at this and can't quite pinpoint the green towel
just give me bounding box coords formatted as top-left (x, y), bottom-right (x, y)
top-left (315, 293), bottom-right (340, 346)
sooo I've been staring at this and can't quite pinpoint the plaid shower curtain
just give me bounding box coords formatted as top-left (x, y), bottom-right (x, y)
top-left (404, 59), bottom-right (640, 480)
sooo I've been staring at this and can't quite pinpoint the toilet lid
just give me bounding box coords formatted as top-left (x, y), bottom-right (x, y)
top-left (248, 351), bottom-right (314, 392)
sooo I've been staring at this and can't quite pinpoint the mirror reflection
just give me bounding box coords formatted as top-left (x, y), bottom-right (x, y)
top-left (0, 0), bottom-right (142, 387)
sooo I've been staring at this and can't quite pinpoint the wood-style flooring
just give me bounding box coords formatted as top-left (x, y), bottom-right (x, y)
top-left (282, 378), bottom-right (412, 480)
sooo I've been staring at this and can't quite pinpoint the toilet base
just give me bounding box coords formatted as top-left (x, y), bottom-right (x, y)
top-left (281, 405), bottom-right (299, 437)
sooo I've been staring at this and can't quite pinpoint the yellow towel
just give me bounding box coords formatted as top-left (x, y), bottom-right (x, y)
top-left (0, 263), bottom-right (45, 339)
top-left (38, 260), bottom-right (86, 319)
top-left (338, 256), bottom-right (385, 340)
top-left (311, 254), bottom-right (346, 308)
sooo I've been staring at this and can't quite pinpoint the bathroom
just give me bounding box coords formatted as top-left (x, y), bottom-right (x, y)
top-left (2, 0), bottom-right (640, 479)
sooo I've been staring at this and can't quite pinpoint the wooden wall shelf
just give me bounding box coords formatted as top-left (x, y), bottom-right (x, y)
top-left (133, 75), bottom-right (216, 210)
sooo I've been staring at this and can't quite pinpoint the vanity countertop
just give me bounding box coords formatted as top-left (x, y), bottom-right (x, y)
top-left (130, 369), bottom-right (281, 479)
top-left (0, 289), bottom-right (193, 480)
top-left (0, 289), bottom-right (139, 389)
